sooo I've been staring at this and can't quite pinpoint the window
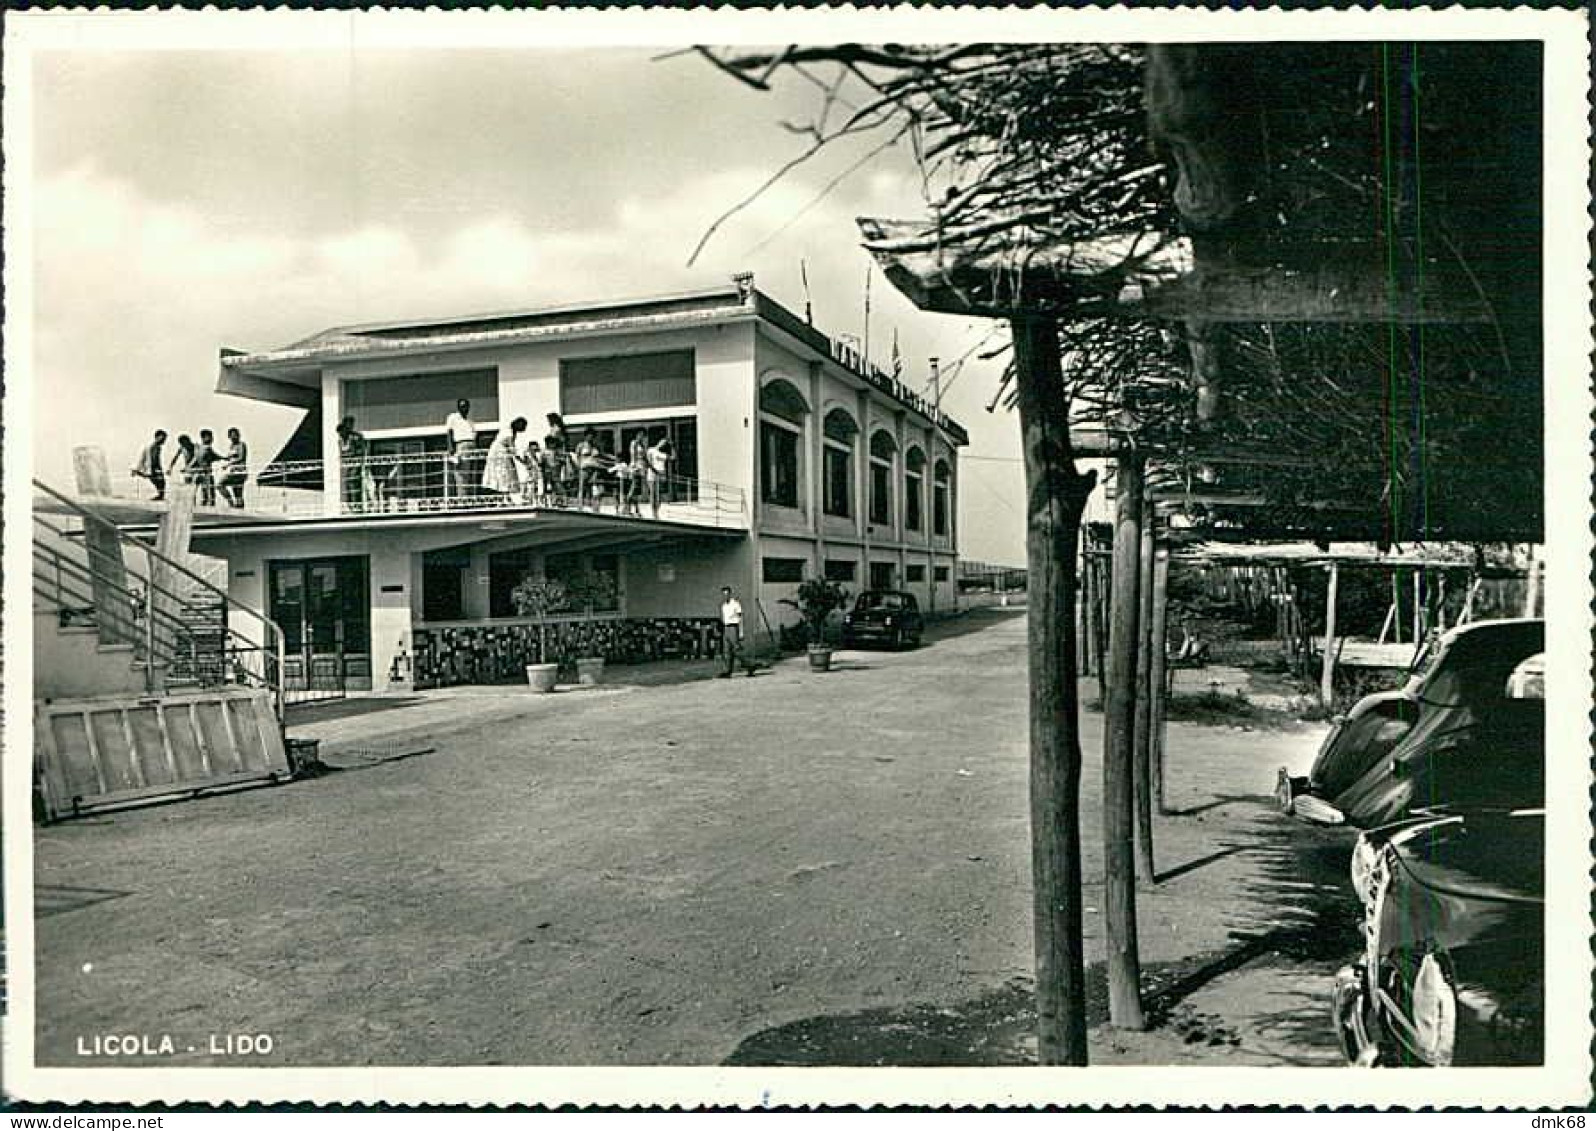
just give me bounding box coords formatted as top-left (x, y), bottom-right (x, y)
top-left (822, 408), bottom-right (858, 519)
top-left (564, 417), bottom-right (698, 502)
top-left (342, 369), bottom-right (498, 432)
top-left (544, 551), bottom-right (620, 613)
top-left (868, 431), bottom-right (896, 528)
top-left (367, 429), bottom-right (497, 504)
top-left (761, 422), bottom-right (800, 508)
top-left (824, 559), bottom-right (856, 582)
top-left (934, 565), bottom-right (950, 582)
top-left (904, 448), bottom-right (926, 532)
top-left (421, 547), bottom-right (470, 622)
top-left (933, 459), bottom-right (952, 537)
top-left (823, 447), bottom-right (852, 517)
top-left (560, 350), bottom-right (695, 415)
top-left (762, 557), bottom-right (806, 583)
top-left (488, 548), bottom-right (538, 618)
top-left (906, 564), bottom-right (926, 583)
top-left (869, 562), bottom-right (895, 590)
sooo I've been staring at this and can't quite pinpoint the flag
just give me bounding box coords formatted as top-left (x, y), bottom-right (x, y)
top-left (891, 329), bottom-right (903, 380)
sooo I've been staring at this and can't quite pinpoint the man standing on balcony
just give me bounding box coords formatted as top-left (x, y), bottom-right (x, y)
top-left (336, 415), bottom-right (373, 512)
top-left (444, 398), bottom-right (477, 503)
top-left (131, 429), bottom-right (168, 502)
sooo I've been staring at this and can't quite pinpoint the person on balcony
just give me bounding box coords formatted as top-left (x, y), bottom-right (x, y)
top-left (482, 416), bottom-right (528, 501)
top-left (543, 413), bottom-right (571, 505)
top-left (131, 429), bottom-right (168, 502)
top-left (575, 429), bottom-right (605, 511)
top-left (195, 429), bottom-right (221, 506)
top-left (646, 436), bottom-right (675, 519)
top-left (623, 434), bottom-right (648, 516)
top-left (167, 433), bottom-right (198, 493)
top-left (336, 415), bottom-right (374, 512)
top-left (218, 427), bottom-right (249, 508)
top-left (444, 399), bottom-right (477, 503)
top-left (519, 438), bottom-right (543, 505)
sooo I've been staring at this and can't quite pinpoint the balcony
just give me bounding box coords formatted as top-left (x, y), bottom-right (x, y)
top-left (105, 450), bottom-right (748, 531)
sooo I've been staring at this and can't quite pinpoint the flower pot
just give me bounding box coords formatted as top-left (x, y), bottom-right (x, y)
top-left (525, 662), bottom-right (559, 693)
top-left (575, 656), bottom-right (605, 686)
top-left (807, 644), bottom-right (834, 672)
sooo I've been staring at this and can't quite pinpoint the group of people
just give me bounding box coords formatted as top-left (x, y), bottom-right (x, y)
top-left (131, 427), bottom-right (249, 508)
top-left (479, 411), bottom-right (676, 517)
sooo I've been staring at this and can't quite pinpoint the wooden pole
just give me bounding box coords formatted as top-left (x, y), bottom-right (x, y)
top-left (1079, 547), bottom-right (1093, 676)
top-left (1092, 549), bottom-right (1108, 705)
top-left (1103, 452), bottom-right (1146, 1029)
top-left (1132, 489), bottom-right (1156, 884)
top-left (1011, 316), bottom-right (1096, 1065)
top-left (1522, 545), bottom-right (1540, 617)
top-left (1411, 569), bottom-right (1423, 644)
top-left (1149, 546), bottom-right (1172, 815)
top-left (1319, 561), bottom-right (1340, 709)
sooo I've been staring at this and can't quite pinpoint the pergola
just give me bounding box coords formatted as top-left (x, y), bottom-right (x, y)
top-left (703, 38), bottom-right (1546, 1063)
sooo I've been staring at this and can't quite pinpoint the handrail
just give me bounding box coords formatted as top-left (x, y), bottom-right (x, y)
top-left (33, 478), bottom-right (288, 720)
top-left (121, 450), bottom-right (750, 529)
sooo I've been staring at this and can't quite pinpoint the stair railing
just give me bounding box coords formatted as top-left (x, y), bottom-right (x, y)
top-left (32, 479), bottom-right (288, 721)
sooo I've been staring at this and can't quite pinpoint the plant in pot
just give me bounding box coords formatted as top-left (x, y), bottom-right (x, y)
top-left (563, 570), bottom-right (616, 686)
top-left (510, 575), bottom-right (567, 692)
top-left (781, 578), bottom-right (849, 672)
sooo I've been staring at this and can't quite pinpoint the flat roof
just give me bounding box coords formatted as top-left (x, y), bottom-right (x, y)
top-left (220, 279), bottom-right (968, 444)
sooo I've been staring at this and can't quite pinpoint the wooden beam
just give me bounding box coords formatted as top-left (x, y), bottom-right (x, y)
top-left (1133, 259), bottom-right (1490, 324)
top-left (1103, 453), bottom-right (1146, 1029)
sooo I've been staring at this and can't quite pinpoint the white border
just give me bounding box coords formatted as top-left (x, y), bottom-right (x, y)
top-left (5, 5), bottom-right (1591, 1108)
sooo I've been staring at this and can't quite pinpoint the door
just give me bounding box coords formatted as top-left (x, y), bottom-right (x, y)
top-left (268, 556), bottom-right (370, 698)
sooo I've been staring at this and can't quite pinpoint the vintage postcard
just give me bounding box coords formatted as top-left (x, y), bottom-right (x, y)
top-left (3, 4), bottom-right (1591, 1110)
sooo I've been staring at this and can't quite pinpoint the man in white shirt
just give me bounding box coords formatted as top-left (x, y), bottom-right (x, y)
top-left (717, 585), bottom-right (751, 678)
top-left (443, 398), bottom-right (476, 502)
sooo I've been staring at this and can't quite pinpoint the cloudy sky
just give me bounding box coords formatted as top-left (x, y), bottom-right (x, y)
top-left (26, 44), bottom-right (1029, 562)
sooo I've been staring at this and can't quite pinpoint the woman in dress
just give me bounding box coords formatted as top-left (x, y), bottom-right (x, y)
top-left (481, 417), bottom-right (528, 500)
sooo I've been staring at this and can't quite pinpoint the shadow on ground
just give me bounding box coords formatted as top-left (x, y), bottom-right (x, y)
top-left (723, 801), bottom-right (1359, 1066)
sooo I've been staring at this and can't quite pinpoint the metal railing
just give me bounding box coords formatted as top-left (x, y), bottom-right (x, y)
top-left (32, 479), bottom-right (288, 720)
top-left (111, 450), bottom-right (749, 529)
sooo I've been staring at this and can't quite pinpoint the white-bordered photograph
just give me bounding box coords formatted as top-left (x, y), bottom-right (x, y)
top-left (3, 5), bottom-right (1591, 1110)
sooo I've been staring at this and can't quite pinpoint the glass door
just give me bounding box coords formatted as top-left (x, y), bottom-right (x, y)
top-left (268, 556), bottom-right (370, 694)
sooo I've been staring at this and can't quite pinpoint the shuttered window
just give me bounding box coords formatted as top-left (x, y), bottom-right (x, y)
top-left (342, 369), bottom-right (498, 431)
top-left (560, 350), bottom-right (696, 415)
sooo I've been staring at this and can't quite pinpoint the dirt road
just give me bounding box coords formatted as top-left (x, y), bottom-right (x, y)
top-left (33, 608), bottom-right (1357, 1066)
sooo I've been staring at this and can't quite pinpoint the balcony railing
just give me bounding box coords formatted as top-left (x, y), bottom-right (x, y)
top-left (109, 450), bottom-right (748, 529)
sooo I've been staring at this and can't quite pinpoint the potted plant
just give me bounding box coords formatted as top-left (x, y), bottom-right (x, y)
top-left (781, 578), bottom-right (850, 672)
top-left (510, 575), bottom-right (566, 692)
top-left (564, 570), bottom-right (616, 686)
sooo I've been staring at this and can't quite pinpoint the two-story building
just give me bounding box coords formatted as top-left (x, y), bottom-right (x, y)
top-left (195, 275), bottom-right (966, 690)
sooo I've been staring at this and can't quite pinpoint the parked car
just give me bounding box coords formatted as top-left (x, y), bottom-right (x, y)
top-left (1327, 652), bottom-right (1544, 827)
top-left (1278, 618), bottom-right (1543, 826)
top-left (1332, 807), bottom-right (1543, 1066)
top-left (840, 590), bottom-right (924, 649)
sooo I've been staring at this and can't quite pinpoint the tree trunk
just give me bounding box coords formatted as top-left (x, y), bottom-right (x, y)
top-left (1012, 316), bottom-right (1098, 1065)
top-left (1149, 547), bottom-right (1171, 815)
top-left (1104, 452), bottom-right (1146, 1029)
top-left (1132, 491), bottom-right (1156, 884)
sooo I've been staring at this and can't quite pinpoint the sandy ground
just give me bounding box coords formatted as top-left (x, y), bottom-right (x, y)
top-left (32, 607), bottom-right (1361, 1067)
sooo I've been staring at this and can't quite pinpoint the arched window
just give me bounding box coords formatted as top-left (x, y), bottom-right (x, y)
top-left (933, 458), bottom-right (952, 538)
top-left (822, 408), bottom-right (859, 519)
top-left (868, 429), bottom-right (897, 527)
top-left (758, 377), bottom-right (809, 509)
top-left (904, 447), bottom-right (926, 533)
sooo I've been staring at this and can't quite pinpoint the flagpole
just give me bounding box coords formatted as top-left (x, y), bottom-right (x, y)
top-left (862, 262), bottom-right (873, 370)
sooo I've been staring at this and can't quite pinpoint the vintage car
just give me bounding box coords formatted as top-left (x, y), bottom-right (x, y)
top-left (840, 590), bottom-right (924, 650)
top-left (1278, 618), bottom-right (1543, 826)
top-left (1332, 807), bottom-right (1544, 1066)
